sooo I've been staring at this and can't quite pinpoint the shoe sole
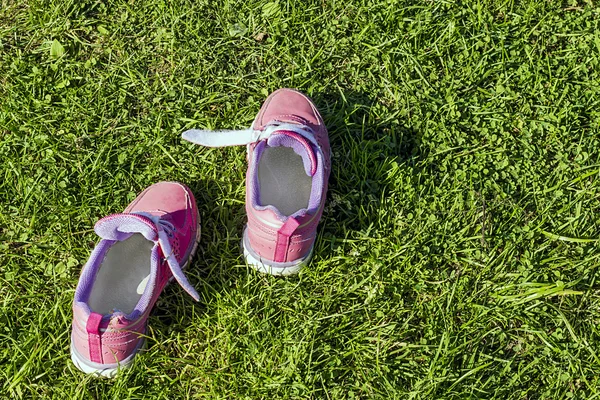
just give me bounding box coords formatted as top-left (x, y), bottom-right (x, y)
top-left (70, 337), bottom-right (145, 378)
top-left (242, 227), bottom-right (313, 276)
top-left (71, 216), bottom-right (201, 377)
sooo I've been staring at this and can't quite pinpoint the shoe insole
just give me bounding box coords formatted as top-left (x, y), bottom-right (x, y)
top-left (88, 234), bottom-right (153, 315)
top-left (258, 147), bottom-right (312, 216)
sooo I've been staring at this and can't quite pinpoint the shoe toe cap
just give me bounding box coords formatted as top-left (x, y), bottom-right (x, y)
top-left (255, 88), bottom-right (323, 129)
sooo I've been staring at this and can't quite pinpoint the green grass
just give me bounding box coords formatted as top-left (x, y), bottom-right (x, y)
top-left (2, 0), bottom-right (600, 398)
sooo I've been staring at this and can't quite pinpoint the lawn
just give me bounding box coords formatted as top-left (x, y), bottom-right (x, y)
top-left (1, 0), bottom-right (600, 398)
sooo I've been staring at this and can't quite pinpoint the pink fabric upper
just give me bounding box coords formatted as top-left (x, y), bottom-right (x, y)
top-left (246, 89), bottom-right (331, 263)
top-left (71, 182), bottom-right (199, 365)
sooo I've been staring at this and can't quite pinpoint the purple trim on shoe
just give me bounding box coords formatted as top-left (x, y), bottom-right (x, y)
top-left (128, 244), bottom-right (161, 320)
top-left (267, 131), bottom-right (317, 176)
top-left (74, 215), bottom-right (199, 323)
top-left (249, 136), bottom-right (325, 220)
top-left (73, 239), bottom-right (114, 311)
top-left (95, 213), bottom-right (159, 241)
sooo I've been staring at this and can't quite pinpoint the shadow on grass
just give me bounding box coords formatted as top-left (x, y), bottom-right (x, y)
top-left (311, 89), bottom-right (423, 251)
top-left (150, 90), bottom-right (424, 324)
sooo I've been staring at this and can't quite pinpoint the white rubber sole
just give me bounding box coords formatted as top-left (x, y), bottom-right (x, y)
top-left (242, 229), bottom-right (313, 276)
top-left (71, 217), bottom-right (201, 377)
top-left (70, 339), bottom-right (144, 378)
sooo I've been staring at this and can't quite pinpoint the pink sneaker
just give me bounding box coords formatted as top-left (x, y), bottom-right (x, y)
top-left (70, 182), bottom-right (200, 377)
top-left (183, 88), bottom-right (330, 275)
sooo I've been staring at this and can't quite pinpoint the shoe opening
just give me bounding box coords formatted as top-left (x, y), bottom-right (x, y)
top-left (258, 146), bottom-right (312, 216)
top-left (87, 234), bottom-right (152, 315)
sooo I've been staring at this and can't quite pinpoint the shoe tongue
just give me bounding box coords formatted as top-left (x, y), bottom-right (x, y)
top-left (94, 213), bottom-right (158, 241)
top-left (266, 130), bottom-right (317, 176)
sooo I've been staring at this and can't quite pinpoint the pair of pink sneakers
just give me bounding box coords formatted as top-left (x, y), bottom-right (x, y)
top-left (71, 89), bottom-right (331, 376)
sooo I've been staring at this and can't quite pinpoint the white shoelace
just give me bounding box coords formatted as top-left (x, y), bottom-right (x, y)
top-left (136, 213), bottom-right (199, 301)
top-left (181, 121), bottom-right (320, 149)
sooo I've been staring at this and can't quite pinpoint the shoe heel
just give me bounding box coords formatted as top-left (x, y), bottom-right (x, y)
top-left (242, 227), bottom-right (312, 276)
